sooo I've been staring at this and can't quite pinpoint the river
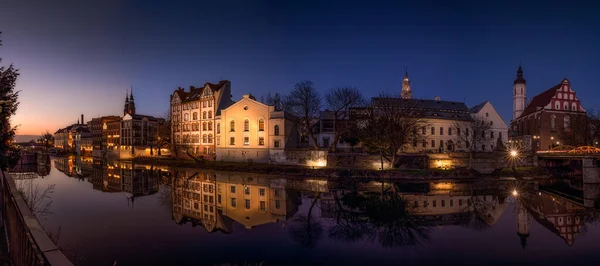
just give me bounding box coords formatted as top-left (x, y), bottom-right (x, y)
top-left (10, 156), bottom-right (600, 266)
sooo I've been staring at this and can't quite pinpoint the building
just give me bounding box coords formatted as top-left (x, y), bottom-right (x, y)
top-left (53, 114), bottom-right (89, 153)
top-left (401, 70), bottom-right (412, 99)
top-left (311, 110), bottom-right (363, 152)
top-left (469, 100), bottom-right (509, 150)
top-left (509, 66), bottom-right (586, 151)
top-left (170, 80), bottom-right (234, 159)
top-left (106, 120), bottom-right (121, 151)
top-left (90, 116), bottom-right (121, 157)
top-left (215, 94), bottom-right (300, 163)
top-left (74, 128), bottom-right (93, 156)
top-left (371, 96), bottom-right (473, 153)
top-left (118, 89), bottom-right (164, 157)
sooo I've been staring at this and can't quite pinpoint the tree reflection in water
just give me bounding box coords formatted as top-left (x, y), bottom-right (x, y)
top-left (328, 185), bottom-right (431, 249)
top-left (289, 192), bottom-right (323, 247)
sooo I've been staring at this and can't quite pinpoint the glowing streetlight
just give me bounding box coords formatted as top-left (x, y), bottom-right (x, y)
top-left (510, 150), bottom-right (518, 157)
top-left (512, 190), bottom-right (518, 197)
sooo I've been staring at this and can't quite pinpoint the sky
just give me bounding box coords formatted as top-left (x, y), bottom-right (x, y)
top-left (1, 0), bottom-right (600, 135)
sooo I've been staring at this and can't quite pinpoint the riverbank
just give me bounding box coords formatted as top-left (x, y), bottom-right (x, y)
top-left (130, 156), bottom-right (552, 180)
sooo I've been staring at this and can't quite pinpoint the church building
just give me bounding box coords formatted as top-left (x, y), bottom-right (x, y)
top-left (509, 65), bottom-right (586, 151)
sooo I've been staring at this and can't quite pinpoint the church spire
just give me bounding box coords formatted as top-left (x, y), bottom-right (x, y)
top-left (126, 89), bottom-right (129, 102)
top-left (129, 86), bottom-right (134, 101)
top-left (514, 63), bottom-right (526, 84)
top-left (401, 66), bottom-right (412, 99)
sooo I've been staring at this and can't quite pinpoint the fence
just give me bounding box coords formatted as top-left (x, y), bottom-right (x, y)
top-left (0, 170), bottom-right (73, 266)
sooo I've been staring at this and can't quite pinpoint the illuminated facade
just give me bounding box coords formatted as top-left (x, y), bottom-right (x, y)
top-left (91, 116), bottom-right (121, 157)
top-left (170, 81), bottom-right (234, 159)
top-left (215, 94), bottom-right (300, 163)
top-left (469, 100), bottom-right (509, 151)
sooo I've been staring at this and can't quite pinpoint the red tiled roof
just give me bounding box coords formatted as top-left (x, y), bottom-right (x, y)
top-left (519, 83), bottom-right (561, 118)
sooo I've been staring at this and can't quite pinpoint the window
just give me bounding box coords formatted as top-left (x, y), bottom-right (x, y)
top-left (194, 202), bottom-right (199, 210)
top-left (486, 112), bottom-right (489, 117)
top-left (457, 128), bottom-right (461, 136)
top-left (564, 101), bottom-right (569, 110)
top-left (209, 100), bottom-right (212, 107)
top-left (448, 127), bottom-right (452, 136)
top-left (433, 200), bottom-right (437, 207)
top-left (466, 128), bottom-right (469, 136)
top-left (245, 187), bottom-right (250, 195)
top-left (274, 125), bottom-right (280, 135)
top-left (499, 132), bottom-right (502, 139)
top-left (275, 189), bottom-right (281, 197)
top-left (245, 199), bottom-right (251, 209)
top-left (422, 140), bottom-right (426, 148)
top-left (231, 198), bottom-right (237, 207)
top-left (202, 134), bottom-right (207, 143)
top-left (193, 112), bottom-right (198, 120)
top-left (450, 200), bottom-right (454, 207)
top-left (412, 139), bottom-right (417, 147)
top-left (231, 186), bottom-right (236, 193)
top-left (208, 122), bottom-right (213, 131)
top-left (572, 102), bottom-right (577, 111)
top-left (260, 201), bottom-right (266, 211)
top-left (258, 137), bottom-right (265, 146)
top-left (482, 145), bottom-right (485, 151)
top-left (244, 119), bottom-right (249, 131)
top-left (259, 188), bottom-right (265, 196)
top-left (217, 123), bottom-right (220, 134)
top-left (203, 111), bottom-right (207, 119)
top-left (570, 94), bottom-right (574, 100)
top-left (204, 205), bottom-right (208, 211)
top-left (217, 137), bottom-right (220, 145)
top-left (431, 139), bottom-right (435, 147)
top-left (551, 115), bottom-right (556, 130)
top-left (275, 200), bottom-right (281, 209)
top-left (230, 120), bottom-right (235, 132)
top-left (564, 116), bottom-right (570, 131)
top-left (208, 111), bottom-right (212, 119)
top-left (244, 137), bottom-right (249, 145)
top-left (459, 199), bottom-right (463, 206)
top-left (558, 93), bottom-right (562, 99)
top-left (203, 101), bottom-right (207, 108)
top-left (440, 139), bottom-right (443, 148)
top-left (421, 127), bottom-right (426, 135)
top-left (440, 127), bottom-right (444, 135)
top-left (184, 113), bottom-right (189, 121)
top-left (491, 131), bottom-right (494, 139)
top-left (555, 102), bottom-right (560, 110)
top-left (431, 127), bottom-right (435, 135)
top-left (217, 194), bottom-right (222, 204)
top-left (442, 200), bottom-right (446, 207)
top-left (203, 122), bottom-right (207, 131)
top-left (274, 140), bottom-right (280, 148)
top-left (230, 137), bottom-right (235, 145)
top-left (258, 119), bottom-right (265, 131)
top-left (208, 134), bottom-right (213, 143)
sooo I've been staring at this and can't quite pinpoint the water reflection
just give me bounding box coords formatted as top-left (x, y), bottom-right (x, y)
top-left (38, 157), bottom-right (600, 265)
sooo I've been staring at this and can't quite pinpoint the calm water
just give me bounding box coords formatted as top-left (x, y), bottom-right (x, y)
top-left (11, 156), bottom-right (600, 266)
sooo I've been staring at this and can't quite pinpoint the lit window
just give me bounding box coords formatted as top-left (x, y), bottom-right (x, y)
top-left (217, 123), bottom-right (220, 134)
top-left (245, 187), bottom-right (250, 195)
top-left (230, 137), bottom-right (235, 145)
top-left (208, 134), bottom-right (213, 143)
top-left (202, 122), bottom-right (207, 131)
top-left (245, 199), bottom-right (251, 209)
top-left (208, 111), bottom-right (212, 119)
top-left (260, 201), bottom-right (266, 211)
top-left (244, 119), bottom-right (249, 131)
top-left (258, 119), bottom-right (264, 131)
top-left (275, 200), bottom-right (280, 209)
top-left (259, 188), bottom-right (265, 196)
top-left (231, 198), bottom-right (236, 207)
top-left (431, 127), bottom-right (435, 135)
top-left (274, 125), bottom-right (280, 135)
top-left (202, 135), bottom-right (207, 143)
top-left (244, 137), bottom-right (249, 146)
top-left (274, 140), bottom-right (280, 148)
top-left (193, 112), bottom-right (198, 120)
top-left (203, 111), bottom-right (207, 119)
top-left (208, 122), bottom-right (213, 131)
top-left (231, 186), bottom-right (236, 193)
top-left (258, 137), bottom-right (265, 146)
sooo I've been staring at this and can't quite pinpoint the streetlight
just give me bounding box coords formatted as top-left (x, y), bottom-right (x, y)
top-left (510, 150), bottom-right (518, 157)
top-left (512, 189), bottom-right (518, 197)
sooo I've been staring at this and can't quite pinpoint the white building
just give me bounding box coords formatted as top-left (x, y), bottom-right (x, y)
top-left (469, 100), bottom-right (509, 151)
top-left (215, 94), bottom-right (300, 163)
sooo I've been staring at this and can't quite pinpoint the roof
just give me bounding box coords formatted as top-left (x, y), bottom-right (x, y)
top-left (129, 114), bottom-right (162, 121)
top-left (470, 101), bottom-right (489, 113)
top-left (175, 80), bottom-right (230, 103)
top-left (371, 97), bottom-right (474, 121)
top-left (204, 80), bottom-right (229, 91)
top-left (519, 83), bottom-right (561, 118)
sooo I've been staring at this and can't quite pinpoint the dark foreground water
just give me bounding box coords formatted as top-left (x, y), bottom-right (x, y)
top-left (10, 157), bottom-right (600, 266)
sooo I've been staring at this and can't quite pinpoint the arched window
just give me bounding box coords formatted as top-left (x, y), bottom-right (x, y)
top-left (217, 123), bottom-right (221, 134)
top-left (208, 134), bottom-right (213, 143)
top-left (564, 101), bottom-right (569, 110)
top-left (564, 116), bottom-right (570, 131)
top-left (208, 122), bottom-right (213, 131)
top-left (555, 101), bottom-right (560, 110)
top-left (244, 119), bottom-right (249, 131)
top-left (209, 100), bottom-right (213, 107)
top-left (572, 102), bottom-right (577, 111)
top-left (208, 111), bottom-right (212, 119)
top-left (258, 119), bottom-right (265, 131)
top-left (184, 113), bottom-right (189, 121)
top-left (193, 112), bottom-right (198, 120)
top-left (557, 93), bottom-right (562, 99)
top-left (230, 120), bottom-right (235, 132)
top-left (274, 125), bottom-right (280, 136)
top-left (203, 111), bottom-right (207, 119)
top-left (202, 122), bottom-right (207, 131)
top-left (203, 101), bottom-right (207, 108)
top-left (570, 94), bottom-right (574, 100)
top-left (551, 115), bottom-right (556, 129)
top-left (203, 134), bottom-right (207, 143)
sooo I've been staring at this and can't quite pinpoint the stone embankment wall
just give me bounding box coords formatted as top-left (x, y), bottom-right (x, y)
top-left (269, 150), bottom-right (328, 166)
top-left (429, 152), bottom-right (507, 174)
top-left (327, 154), bottom-right (392, 170)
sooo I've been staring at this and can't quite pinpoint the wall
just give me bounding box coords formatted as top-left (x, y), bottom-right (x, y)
top-left (428, 152), bottom-right (507, 174)
top-left (327, 154), bottom-right (392, 170)
top-left (269, 150), bottom-right (328, 166)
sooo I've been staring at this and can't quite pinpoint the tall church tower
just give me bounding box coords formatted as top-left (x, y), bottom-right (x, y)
top-left (401, 69), bottom-right (412, 99)
top-left (513, 65), bottom-right (527, 120)
top-left (124, 87), bottom-right (136, 116)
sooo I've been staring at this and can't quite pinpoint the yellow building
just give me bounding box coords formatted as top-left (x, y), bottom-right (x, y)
top-left (215, 94), bottom-right (300, 163)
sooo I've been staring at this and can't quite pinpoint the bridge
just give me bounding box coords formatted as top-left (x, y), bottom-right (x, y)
top-left (536, 145), bottom-right (600, 158)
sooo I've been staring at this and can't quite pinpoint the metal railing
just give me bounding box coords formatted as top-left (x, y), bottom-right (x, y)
top-left (0, 170), bottom-right (73, 266)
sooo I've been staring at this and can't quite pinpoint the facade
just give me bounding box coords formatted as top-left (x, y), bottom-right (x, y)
top-left (215, 94), bottom-right (300, 163)
top-left (120, 114), bottom-right (163, 155)
top-left (170, 80), bottom-right (234, 159)
top-left (311, 110), bottom-right (363, 152)
top-left (106, 120), bottom-right (121, 150)
top-left (401, 71), bottom-right (412, 99)
top-left (74, 128), bottom-right (93, 156)
top-left (509, 66), bottom-right (586, 151)
top-left (371, 97), bottom-right (474, 153)
top-left (90, 116), bottom-right (121, 157)
top-left (53, 115), bottom-right (88, 153)
top-left (469, 100), bottom-right (509, 151)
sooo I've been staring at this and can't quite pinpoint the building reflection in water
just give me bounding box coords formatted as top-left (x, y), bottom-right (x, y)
top-left (171, 170), bottom-right (301, 233)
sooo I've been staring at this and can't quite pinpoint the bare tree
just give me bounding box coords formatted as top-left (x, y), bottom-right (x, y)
top-left (17, 180), bottom-right (56, 219)
top-left (265, 92), bottom-right (286, 111)
top-left (562, 109), bottom-right (600, 146)
top-left (325, 87), bottom-right (366, 153)
top-left (361, 94), bottom-right (426, 168)
top-left (453, 117), bottom-right (492, 168)
top-left (39, 130), bottom-right (54, 148)
top-left (286, 81), bottom-right (322, 150)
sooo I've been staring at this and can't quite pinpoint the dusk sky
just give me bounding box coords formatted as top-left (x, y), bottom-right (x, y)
top-left (1, 0), bottom-right (599, 135)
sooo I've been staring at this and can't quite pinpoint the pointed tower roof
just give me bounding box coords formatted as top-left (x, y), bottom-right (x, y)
top-left (129, 86), bottom-right (134, 101)
top-left (514, 64), bottom-right (526, 84)
top-left (125, 90), bottom-right (129, 102)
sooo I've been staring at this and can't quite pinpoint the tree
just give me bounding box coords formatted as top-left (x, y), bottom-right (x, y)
top-left (453, 117), bottom-right (492, 168)
top-left (325, 87), bottom-right (366, 153)
top-left (289, 192), bottom-right (323, 247)
top-left (562, 110), bottom-right (600, 146)
top-left (286, 81), bottom-right (321, 150)
top-left (158, 111), bottom-right (171, 156)
top-left (265, 92), bottom-right (286, 111)
top-left (39, 130), bottom-right (54, 148)
top-left (0, 32), bottom-right (21, 171)
top-left (361, 94), bottom-right (426, 168)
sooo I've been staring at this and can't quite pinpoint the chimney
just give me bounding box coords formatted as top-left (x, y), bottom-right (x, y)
top-left (434, 96), bottom-right (441, 101)
top-left (81, 114), bottom-right (84, 124)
